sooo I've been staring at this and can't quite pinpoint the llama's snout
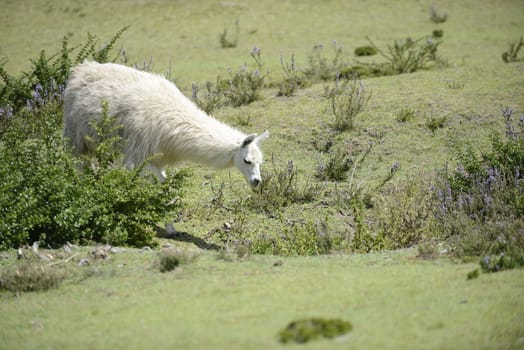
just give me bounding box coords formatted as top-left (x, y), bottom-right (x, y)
top-left (251, 178), bottom-right (260, 187)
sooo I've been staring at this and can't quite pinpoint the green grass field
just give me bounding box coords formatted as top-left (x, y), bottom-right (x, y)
top-left (1, 248), bottom-right (523, 350)
top-left (1, 0), bottom-right (524, 349)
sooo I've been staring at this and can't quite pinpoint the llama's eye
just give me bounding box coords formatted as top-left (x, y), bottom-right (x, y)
top-left (243, 159), bottom-right (252, 165)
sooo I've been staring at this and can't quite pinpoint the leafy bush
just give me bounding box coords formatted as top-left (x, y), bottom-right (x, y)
top-left (432, 106), bottom-right (524, 258)
top-left (354, 45), bottom-right (378, 57)
top-left (364, 35), bottom-right (442, 75)
top-left (0, 27), bottom-right (128, 118)
top-left (0, 100), bottom-right (188, 249)
top-left (156, 247), bottom-right (200, 272)
top-left (0, 30), bottom-right (188, 249)
top-left (324, 75), bottom-right (371, 132)
top-left (192, 49), bottom-right (267, 109)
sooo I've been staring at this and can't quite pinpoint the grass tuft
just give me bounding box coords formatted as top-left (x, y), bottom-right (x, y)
top-left (219, 19), bottom-right (239, 49)
top-left (502, 36), bottom-right (523, 63)
top-left (157, 247), bottom-right (200, 272)
top-left (0, 261), bottom-right (65, 293)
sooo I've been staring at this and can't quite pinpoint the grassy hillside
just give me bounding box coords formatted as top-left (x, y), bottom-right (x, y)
top-left (1, 0), bottom-right (523, 349)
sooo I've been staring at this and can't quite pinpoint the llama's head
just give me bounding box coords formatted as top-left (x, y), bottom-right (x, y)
top-left (234, 130), bottom-right (269, 187)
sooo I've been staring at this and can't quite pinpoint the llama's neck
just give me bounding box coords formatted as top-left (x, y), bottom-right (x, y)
top-left (162, 107), bottom-right (245, 169)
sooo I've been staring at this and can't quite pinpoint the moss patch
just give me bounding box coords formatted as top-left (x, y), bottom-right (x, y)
top-left (278, 317), bottom-right (352, 343)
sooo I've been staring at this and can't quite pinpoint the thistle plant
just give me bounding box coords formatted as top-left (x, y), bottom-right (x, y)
top-left (277, 53), bottom-right (309, 97)
top-left (304, 41), bottom-right (347, 81)
top-left (324, 74), bottom-right (371, 132)
top-left (222, 47), bottom-right (266, 106)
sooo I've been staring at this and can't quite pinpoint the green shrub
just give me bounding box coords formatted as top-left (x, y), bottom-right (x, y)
top-left (480, 253), bottom-right (524, 273)
top-left (0, 29), bottom-right (190, 249)
top-left (250, 219), bottom-right (347, 256)
top-left (354, 45), bottom-right (378, 56)
top-left (324, 75), bottom-right (371, 132)
top-left (157, 247), bottom-right (200, 272)
top-left (304, 41), bottom-right (348, 81)
top-left (222, 48), bottom-right (266, 107)
top-left (279, 318), bottom-right (352, 344)
top-left (432, 106), bottom-right (524, 258)
top-left (0, 99), bottom-right (187, 249)
top-left (364, 35), bottom-right (442, 75)
top-left (0, 27), bottom-right (128, 118)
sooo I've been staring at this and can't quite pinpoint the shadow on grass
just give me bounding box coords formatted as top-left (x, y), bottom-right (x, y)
top-left (155, 226), bottom-right (221, 250)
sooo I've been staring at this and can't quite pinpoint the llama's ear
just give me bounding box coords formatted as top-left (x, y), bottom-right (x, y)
top-left (255, 130), bottom-right (269, 144)
top-left (241, 134), bottom-right (258, 148)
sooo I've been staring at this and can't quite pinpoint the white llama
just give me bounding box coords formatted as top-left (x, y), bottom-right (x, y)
top-left (63, 61), bottom-right (269, 186)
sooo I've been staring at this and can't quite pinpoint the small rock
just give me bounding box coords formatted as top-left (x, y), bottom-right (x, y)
top-left (223, 222), bottom-right (232, 230)
top-left (78, 258), bottom-right (90, 266)
top-left (140, 246), bottom-right (153, 252)
top-left (91, 246), bottom-right (109, 260)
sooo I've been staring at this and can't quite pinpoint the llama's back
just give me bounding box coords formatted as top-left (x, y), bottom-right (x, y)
top-left (63, 61), bottom-right (178, 155)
